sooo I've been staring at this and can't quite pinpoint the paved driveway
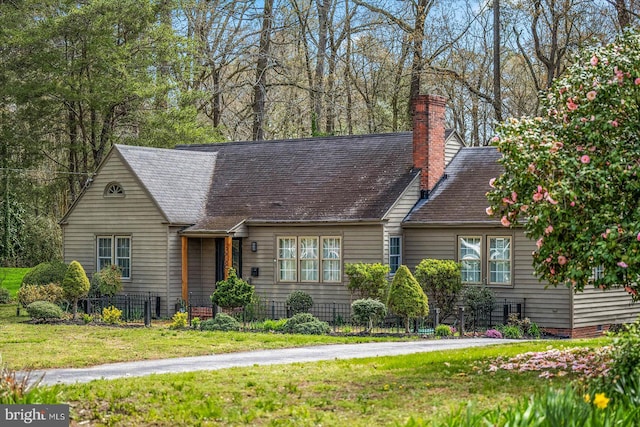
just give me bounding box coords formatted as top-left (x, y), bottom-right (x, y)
top-left (33, 338), bottom-right (512, 386)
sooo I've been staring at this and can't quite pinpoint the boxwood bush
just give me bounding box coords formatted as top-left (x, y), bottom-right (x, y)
top-left (283, 312), bottom-right (330, 335)
top-left (21, 261), bottom-right (68, 286)
top-left (0, 287), bottom-right (10, 304)
top-left (26, 301), bottom-right (64, 321)
top-left (200, 313), bottom-right (240, 332)
top-left (286, 290), bottom-right (313, 315)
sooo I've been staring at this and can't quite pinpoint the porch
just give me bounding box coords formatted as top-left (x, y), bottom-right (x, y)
top-left (180, 235), bottom-right (243, 315)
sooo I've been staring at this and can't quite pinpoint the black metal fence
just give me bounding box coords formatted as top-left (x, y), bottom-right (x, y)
top-left (81, 293), bottom-right (161, 321)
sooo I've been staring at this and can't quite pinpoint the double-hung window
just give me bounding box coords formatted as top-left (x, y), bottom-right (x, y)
top-left (389, 236), bottom-right (401, 274)
top-left (459, 237), bottom-right (482, 283)
top-left (96, 236), bottom-right (131, 279)
top-left (459, 235), bottom-right (511, 285)
top-left (277, 236), bottom-right (341, 283)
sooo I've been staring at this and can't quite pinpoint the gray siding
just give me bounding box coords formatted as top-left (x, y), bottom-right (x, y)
top-left (445, 136), bottom-right (463, 165)
top-left (573, 286), bottom-right (640, 328)
top-left (403, 227), bottom-right (572, 329)
top-left (62, 151), bottom-right (171, 315)
top-left (382, 176), bottom-right (420, 269)
top-left (242, 224), bottom-right (384, 305)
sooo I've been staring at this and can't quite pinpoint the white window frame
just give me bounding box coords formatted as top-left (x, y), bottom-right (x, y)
top-left (458, 235), bottom-right (512, 286)
top-left (96, 235), bottom-right (131, 279)
top-left (488, 236), bottom-right (512, 285)
top-left (276, 236), bottom-right (342, 283)
top-left (389, 236), bottom-right (402, 274)
top-left (277, 237), bottom-right (297, 282)
top-left (459, 236), bottom-right (482, 284)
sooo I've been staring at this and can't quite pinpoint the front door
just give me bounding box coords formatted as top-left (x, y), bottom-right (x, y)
top-left (215, 237), bottom-right (243, 282)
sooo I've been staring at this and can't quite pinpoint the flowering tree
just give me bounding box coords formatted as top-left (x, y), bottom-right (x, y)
top-left (487, 30), bottom-right (640, 299)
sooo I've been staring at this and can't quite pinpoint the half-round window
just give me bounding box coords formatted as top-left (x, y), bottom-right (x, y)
top-left (104, 182), bottom-right (125, 198)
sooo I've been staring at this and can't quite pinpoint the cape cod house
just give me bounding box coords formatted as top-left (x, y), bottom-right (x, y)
top-left (60, 95), bottom-right (640, 337)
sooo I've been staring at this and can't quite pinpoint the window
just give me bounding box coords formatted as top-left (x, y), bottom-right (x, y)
top-left (300, 237), bottom-right (319, 281)
top-left (458, 236), bottom-right (511, 285)
top-left (277, 237), bottom-right (297, 281)
top-left (459, 237), bottom-right (481, 283)
top-left (104, 182), bottom-right (124, 197)
top-left (389, 236), bottom-right (401, 274)
top-left (489, 237), bottom-right (511, 285)
top-left (96, 236), bottom-right (131, 279)
top-left (277, 236), bottom-right (341, 283)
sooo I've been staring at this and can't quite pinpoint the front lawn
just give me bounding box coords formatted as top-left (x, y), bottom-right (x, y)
top-left (0, 303), bottom-right (415, 370)
top-left (59, 339), bottom-right (606, 426)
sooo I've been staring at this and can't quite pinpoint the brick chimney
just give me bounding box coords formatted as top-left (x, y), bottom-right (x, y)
top-left (412, 94), bottom-right (446, 197)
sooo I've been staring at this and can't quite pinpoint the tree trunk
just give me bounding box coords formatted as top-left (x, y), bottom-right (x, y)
top-left (493, 0), bottom-right (502, 122)
top-left (252, 0), bottom-right (274, 141)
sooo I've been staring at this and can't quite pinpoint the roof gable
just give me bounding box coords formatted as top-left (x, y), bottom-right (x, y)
top-left (404, 146), bottom-right (503, 225)
top-left (115, 144), bottom-right (217, 224)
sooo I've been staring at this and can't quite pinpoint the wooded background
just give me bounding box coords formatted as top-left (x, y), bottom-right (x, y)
top-left (1, 0), bottom-right (637, 266)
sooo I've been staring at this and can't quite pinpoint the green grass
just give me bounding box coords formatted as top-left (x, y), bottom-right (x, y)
top-left (0, 267), bottom-right (30, 296)
top-left (0, 303), bottom-right (414, 370)
top-left (58, 339), bottom-right (606, 426)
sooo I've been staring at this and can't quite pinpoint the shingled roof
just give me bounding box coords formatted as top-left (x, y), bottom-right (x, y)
top-left (176, 132), bottom-right (420, 232)
top-left (115, 144), bottom-right (217, 224)
top-left (404, 146), bottom-right (503, 226)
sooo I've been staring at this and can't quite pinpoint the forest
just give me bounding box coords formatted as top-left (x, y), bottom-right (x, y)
top-left (0, 0), bottom-right (637, 266)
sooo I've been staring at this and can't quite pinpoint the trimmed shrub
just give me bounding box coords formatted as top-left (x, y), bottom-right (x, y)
top-left (414, 259), bottom-right (461, 322)
top-left (17, 283), bottom-right (65, 308)
top-left (462, 285), bottom-right (496, 330)
top-left (102, 306), bottom-right (123, 325)
top-left (282, 312), bottom-right (317, 333)
top-left (435, 324), bottom-right (453, 337)
top-left (0, 287), bottom-right (10, 304)
top-left (200, 313), bottom-right (240, 332)
top-left (286, 290), bottom-right (313, 315)
top-left (26, 301), bottom-right (64, 321)
top-left (21, 261), bottom-right (68, 286)
top-left (90, 265), bottom-right (123, 297)
top-left (61, 261), bottom-right (90, 319)
top-left (351, 298), bottom-right (387, 332)
top-left (292, 320), bottom-right (331, 335)
top-left (387, 265), bottom-right (429, 333)
top-left (169, 311), bottom-right (188, 329)
top-left (345, 263), bottom-right (390, 300)
top-left (211, 268), bottom-right (254, 310)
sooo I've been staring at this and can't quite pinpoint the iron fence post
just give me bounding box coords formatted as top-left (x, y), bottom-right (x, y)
top-left (434, 307), bottom-right (440, 328)
top-left (188, 292), bottom-right (192, 326)
top-left (458, 306), bottom-right (465, 336)
top-left (333, 302), bottom-right (336, 332)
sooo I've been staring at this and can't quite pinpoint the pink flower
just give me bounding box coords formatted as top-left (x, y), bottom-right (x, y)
top-left (536, 238), bottom-right (544, 249)
top-left (501, 216), bottom-right (511, 227)
top-left (586, 91), bottom-right (597, 101)
top-left (489, 177), bottom-right (496, 188)
top-left (512, 191), bottom-right (518, 202)
top-left (602, 228), bottom-right (611, 239)
top-left (611, 120), bottom-right (619, 127)
top-left (544, 225), bottom-right (554, 235)
top-left (581, 155), bottom-right (590, 164)
top-left (528, 163), bottom-right (536, 173)
top-left (590, 56), bottom-right (598, 66)
top-left (520, 204), bottom-right (529, 212)
top-left (491, 136), bottom-right (500, 143)
top-left (589, 146), bottom-right (596, 152)
top-left (570, 201), bottom-right (576, 207)
top-left (576, 145), bottom-right (583, 151)
top-left (567, 99), bottom-right (578, 111)
top-left (635, 77), bottom-right (640, 85)
top-left (637, 232), bottom-right (640, 241)
top-left (618, 261), bottom-right (628, 268)
top-left (545, 194), bottom-right (558, 205)
top-left (558, 255), bottom-right (567, 266)
top-left (486, 206), bottom-right (494, 216)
